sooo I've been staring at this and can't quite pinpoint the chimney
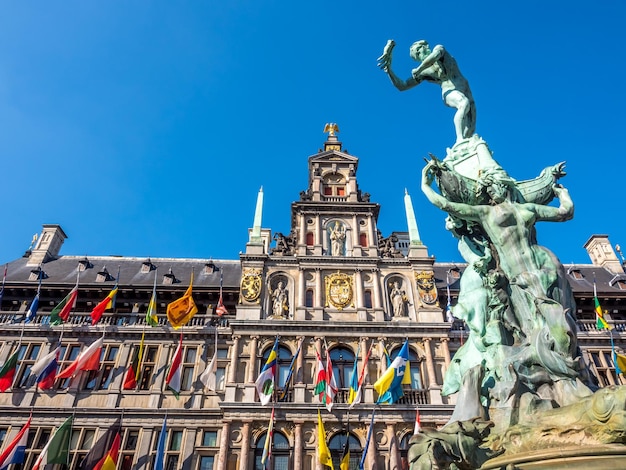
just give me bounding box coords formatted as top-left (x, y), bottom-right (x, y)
top-left (583, 235), bottom-right (624, 275)
top-left (28, 224), bottom-right (68, 266)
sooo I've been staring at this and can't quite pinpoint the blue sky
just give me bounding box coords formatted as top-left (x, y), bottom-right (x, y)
top-left (1, 1), bottom-right (624, 266)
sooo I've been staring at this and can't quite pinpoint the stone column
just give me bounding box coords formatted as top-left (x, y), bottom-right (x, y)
top-left (387, 423), bottom-right (400, 470)
top-left (217, 420), bottom-right (231, 470)
top-left (299, 267), bottom-right (306, 307)
top-left (315, 269), bottom-right (323, 308)
top-left (368, 212), bottom-right (376, 250)
top-left (316, 214), bottom-right (323, 246)
top-left (299, 213), bottom-right (306, 245)
top-left (246, 336), bottom-right (259, 384)
top-left (294, 421), bottom-right (303, 469)
top-left (372, 269), bottom-right (381, 308)
top-left (354, 269), bottom-right (363, 308)
top-left (296, 336), bottom-right (305, 384)
top-left (366, 420), bottom-right (377, 469)
top-left (378, 338), bottom-right (388, 374)
top-left (239, 421), bottom-right (251, 470)
top-left (441, 338), bottom-right (451, 367)
top-left (352, 213), bottom-right (359, 250)
top-left (423, 338), bottom-right (442, 404)
top-left (228, 335), bottom-right (241, 384)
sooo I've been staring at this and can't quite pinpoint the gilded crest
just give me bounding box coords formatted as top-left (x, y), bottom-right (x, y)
top-left (324, 272), bottom-right (354, 310)
top-left (415, 271), bottom-right (439, 306)
top-left (240, 268), bottom-right (262, 303)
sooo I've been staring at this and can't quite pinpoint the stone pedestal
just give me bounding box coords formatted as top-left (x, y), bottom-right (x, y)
top-left (481, 445), bottom-right (626, 469)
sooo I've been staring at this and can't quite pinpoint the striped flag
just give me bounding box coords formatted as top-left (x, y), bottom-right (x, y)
top-left (593, 277), bottom-right (612, 330)
top-left (32, 415), bottom-right (73, 470)
top-left (261, 406), bottom-right (275, 466)
top-left (91, 286), bottom-right (119, 325)
top-left (56, 336), bottom-right (104, 380)
top-left (30, 346), bottom-right (61, 390)
top-left (414, 407), bottom-right (422, 434)
top-left (215, 270), bottom-right (228, 316)
top-left (146, 270), bottom-right (159, 327)
top-left (349, 342), bottom-right (372, 409)
top-left (0, 416), bottom-right (31, 470)
top-left (278, 338), bottom-right (302, 401)
top-left (255, 339), bottom-right (278, 406)
top-left (50, 277), bottom-right (79, 326)
top-left (122, 332), bottom-right (145, 390)
top-left (166, 333), bottom-right (184, 398)
top-left (0, 350), bottom-right (19, 392)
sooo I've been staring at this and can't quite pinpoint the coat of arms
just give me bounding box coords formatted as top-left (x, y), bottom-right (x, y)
top-left (240, 268), bottom-right (262, 303)
top-left (325, 272), bottom-right (354, 310)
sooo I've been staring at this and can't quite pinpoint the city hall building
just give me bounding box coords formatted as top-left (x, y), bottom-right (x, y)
top-left (0, 132), bottom-right (625, 469)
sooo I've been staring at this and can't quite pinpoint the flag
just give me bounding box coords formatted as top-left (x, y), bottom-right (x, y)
top-left (278, 339), bottom-right (302, 401)
top-left (166, 272), bottom-right (198, 329)
top-left (30, 346), bottom-right (60, 390)
top-left (122, 332), bottom-right (145, 390)
top-left (166, 333), bottom-right (184, 398)
top-left (615, 352), bottom-right (626, 376)
top-left (146, 271), bottom-right (159, 327)
top-left (339, 424), bottom-right (350, 470)
top-left (325, 345), bottom-right (338, 412)
top-left (314, 350), bottom-right (328, 405)
top-left (255, 339), bottom-right (278, 405)
top-left (32, 415), bottom-right (73, 470)
top-left (0, 416), bottom-right (31, 470)
top-left (317, 409), bottom-right (334, 470)
top-left (381, 342), bottom-right (391, 367)
top-left (78, 417), bottom-right (121, 470)
top-left (154, 417), bottom-right (167, 470)
top-left (25, 275), bottom-right (42, 323)
top-left (414, 408), bottom-right (422, 434)
top-left (374, 340), bottom-right (410, 404)
top-left (445, 270), bottom-right (455, 322)
top-left (91, 286), bottom-right (119, 325)
top-left (349, 343), bottom-right (372, 409)
top-left (94, 432), bottom-right (120, 470)
top-left (0, 350), bottom-right (19, 392)
top-left (261, 407), bottom-right (275, 465)
top-left (359, 410), bottom-right (376, 470)
top-left (347, 343), bottom-right (361, 405)
top-left (594, 296), bottom-right (611, 330)
top-left (215, 294), bottom-right (228, 316)
top-left (215, 270), bottom-right (228, 316)
top-left (56, 336), bottom-right (104, 380)
top-left (50, 284), bottom-right (78, 325)
top-left (199, 350), bottom-right (217, 392)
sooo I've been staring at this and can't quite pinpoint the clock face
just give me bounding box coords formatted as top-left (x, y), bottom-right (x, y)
top-left (240, 273), bottom-right (261, 302)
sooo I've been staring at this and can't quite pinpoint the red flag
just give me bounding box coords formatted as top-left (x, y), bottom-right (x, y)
top-left (91, 287), bottom-right (118, 325)
top-left (56, 337), bottom-right (104, 380)
top-left (93, 432), bottom-right (120, 470)
top-left (0, 349), bottom-right (18, 392)
top-left (215, 294), bottom-right (228, 316)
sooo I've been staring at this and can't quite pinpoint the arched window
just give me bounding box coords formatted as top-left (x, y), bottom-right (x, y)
top-left (329, 432), bottom-right (362, 469)
top-left (261, 345), bottom-right (293, 396)
top-left (399, 433), bottom-right (412, 470)
top-left (254, 431), bottom-right (290, 469)
top-left (389, 346), bottom-right (423, 389)
top-left (359, 233), bottom-right (367, 247)
top-left (306, 232), bottom-right (314, 246)
top-left (305, 289), bottom-right (314, 307)
top-left (329, 347), bottom-right (355, 390)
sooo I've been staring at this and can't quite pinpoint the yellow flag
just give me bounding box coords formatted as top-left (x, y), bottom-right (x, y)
top-left (166, 273), bottom-right (198, 329)
top-left (617, 353), bottom-right (626, 374)
top-left (317, 409), bottom-right (334, 469)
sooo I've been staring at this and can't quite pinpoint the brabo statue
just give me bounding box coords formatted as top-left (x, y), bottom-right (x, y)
top-left (378, 39), bottom-right (626, 469)
top-left (378, 39), bottom-right (475, 144)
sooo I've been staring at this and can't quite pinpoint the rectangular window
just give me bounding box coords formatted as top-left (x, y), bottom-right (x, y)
top-left (119, 429), bottom-right (139, 470)
top-left (56, 344), bottom-right (82, 389)
top-left (336, 187), bottom-right (345, 196)
top-left (586, 349), bottom-right (625, 387)
top-left (216, 367), bottom-right (226, 391)
top-left (202, 431), bottom-right (218, 447)
top-left (216, 349), bottom-right (229, 359)
top-left (16, 343), bottom-right (42, 388)
top-left (139, 346), bottom-right (159, 390)
top-left (181, 347), bottom-right (197, 390)
top-left (84, 345), bottom-right (119, 390)
top-left (199, 456), bottom-right (215, 470)
top-left (68, 428), bottom-right (96, 468)
top-left (22, 427), bottom-right (52, 468)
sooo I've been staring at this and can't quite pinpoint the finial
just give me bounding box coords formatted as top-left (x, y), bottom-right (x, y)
top-left (323, 123), bottom-right (339, 137)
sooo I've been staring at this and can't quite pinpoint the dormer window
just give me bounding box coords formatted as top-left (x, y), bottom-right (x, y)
top-left (29, 267), bottom-right (46, 281)
top-left (609, 275), bottom-right (626, 290)
top-left (163, 269), bottom-right (177, 285)
top-left (96, 266), bottom-right (114, 283)
top-left (78, 257), bottom-right (92, 272)
top-left (447, 268), bottom-right (461, 281)
top-left (141, 259), bottom-right (155, 273)
top-left (204, 262), bottom-right (217, 275)
top-left (567, 267), bottom-right (584, 281)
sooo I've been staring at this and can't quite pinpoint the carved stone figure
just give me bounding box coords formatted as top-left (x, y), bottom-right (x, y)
top-left (378, 39), bottom-right (475, 143)
top-left (271, 232), bottom-right (295, 256)
top-left (328, 221), bottom-right (346, 256)
top-left (389, 280), bottom-right (407, 317)
top-left (271, 281), bottom-right (289, 318)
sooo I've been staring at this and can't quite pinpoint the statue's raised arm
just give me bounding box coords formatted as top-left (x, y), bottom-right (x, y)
top-left (379, 39), bottom-right (476, 143)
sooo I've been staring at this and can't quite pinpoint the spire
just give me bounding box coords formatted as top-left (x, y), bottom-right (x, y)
top-left (250, 186), bottom-right (264, 243)
top-left (404, 189), bottom-right (429, 259)
top-left (404, 189), bottom-right (421, 245)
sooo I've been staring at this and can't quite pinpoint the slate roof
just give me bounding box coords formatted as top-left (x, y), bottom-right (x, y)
top-left (3, 255), bottom-right (241, 289)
